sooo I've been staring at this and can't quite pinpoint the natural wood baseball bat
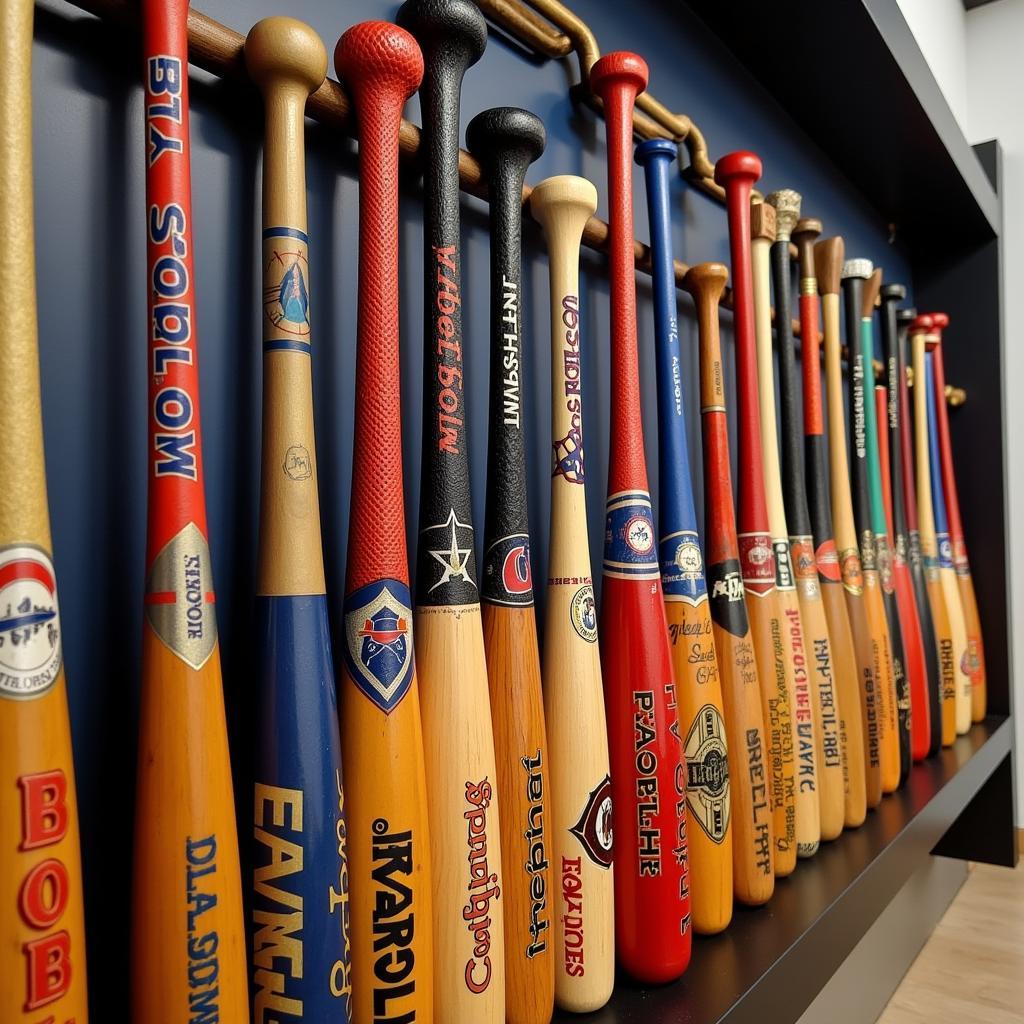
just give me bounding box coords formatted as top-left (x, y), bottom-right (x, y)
top-left (467, 105), bottom-right (553, 1024)
top-left (335, 22), bottom-right (432, 1022)
top-left (686, 261), bottom-right (775, 907)
top-left (530, 174), bottom-right (615, 1014)
top-left (816, 237), bottom-right (883, 807)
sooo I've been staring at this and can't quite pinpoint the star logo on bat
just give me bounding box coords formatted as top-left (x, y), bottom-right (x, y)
top-left (426, 509), bottom-right (475, 592)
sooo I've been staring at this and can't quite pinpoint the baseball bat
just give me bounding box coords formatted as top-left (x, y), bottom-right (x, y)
top-left (592, 52), bottom-right (691, 983)
top-left (529, 174), bottom-right (615, 1013)
top-left (766, 191), bottom-right (850, 842)
top-left (854, 267), bottom-right (911, 784)
top-left (467, 106), bottom-right (553, 1024)
top-left (245, 20), bottom-right (352, 1020)
top-left (816, 237), bottom-right (883, 807)
top-left (878, 284), bottom-right (932, 762)
top-left (793, 219), bottom-right (868, 829)
top-left (910, 317), bottom-right (957, 745)
top-left (897, 305), bottom-right (943, 756)
top-left (397, 2), bottom-right (506, 1016)
top-left (636, 139), bottom-right (732, 933)
top-left (839, 260), bottom-right (901, 793)
top-left (132, 1), bottom-right (247, 1018)
top-left (747, 199), bottom-right (805, 865)
top-left (0, 0), bottom-right (90, 1018)
top-left (928, 313), bottom-right (986, 722)
top-left (686, 262), bottom-right (775, 905)
top-left (924, 339), bottom-right (972, 735)
top-left (334, 23), bottom-right (433, 1024)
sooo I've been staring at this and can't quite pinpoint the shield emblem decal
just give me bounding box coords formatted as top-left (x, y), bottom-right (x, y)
top-left (343, 579), bottom-right (414, 713)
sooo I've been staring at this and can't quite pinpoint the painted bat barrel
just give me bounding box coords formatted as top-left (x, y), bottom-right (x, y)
top-left (396, 1), bottom-right (506, 1017)
top-left (928, 314), bottom-right (986, 723)
top-left (816, 237), bottom-right (883, 808)
top-left (878, 284), bottom-right (932, 762)
top-left (334, 23), bottom-right (434, 1024)
top-left (591, 52), bottom-right (691, 983)
top-left (530, 174), bottom-right (615, 1013)
top-left (0, 0), bottom-right (89, 1017)
top-left (467, 105), bottom-right (554, 1024)
top-left (794, 219), bottom-right (868, 829)
top-left (636, 138), bottom-right (732, 932)
top-left (897, 305), bottom-right (943, 756)
top-left (132, 0), bottom-right (248, 1018)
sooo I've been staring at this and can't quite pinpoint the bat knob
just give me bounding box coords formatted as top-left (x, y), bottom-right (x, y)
top-left (529, 173), bottom-right (598, 232)
top-left (766, 188), bottom-right (801, 240)
top-left (931, 311), bottom-right (950, 331)
top-left (634, 137), bottom-right (676, 167)
top-left (896, 306), bottom-right (918, 328)
top-left (714, 150), bottom-right (762, 189)
top-left (794, 217), bottom-right (822, 244)
top-left (589, 51), bottom-right (649, 102)
top-left (245, 17), bottom-right (328, 98)
top-left (466, 107), bottom-right (546, 182)
top-left (334, 21), bottom-right (424, 103)
top-left (911, 313), bottom-right (934, 334)
top-left (814, 235), bottom-right (845, 295)
top-left (683, 261), bottom-right (729, 304)
top-left (396, 0), bottom-right (487, 70)
top-left (750, 200), bottom-right (775, 242)
top-left (881, 282), bottom-right (907, 303)
top-left (841, 257), bottom-right (873, 280)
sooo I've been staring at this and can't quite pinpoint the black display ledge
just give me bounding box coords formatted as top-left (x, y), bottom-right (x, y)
top-left (554, 716), bottom-right (1011, 1024)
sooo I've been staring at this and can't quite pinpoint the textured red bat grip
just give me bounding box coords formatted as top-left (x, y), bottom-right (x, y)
top-left (800, 292), bottom-right (824, 435)
top-left (336, 23), bottom-right (423, 590)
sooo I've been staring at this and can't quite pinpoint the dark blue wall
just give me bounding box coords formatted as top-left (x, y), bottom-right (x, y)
top-left (31, 0), bottom-right (914, 1012)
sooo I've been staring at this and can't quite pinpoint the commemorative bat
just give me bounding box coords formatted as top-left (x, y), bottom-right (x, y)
top-left (636, 139), bottom-right (732, 933)
top-left (923, 336), bottom-right (972, 735)
top-left (132, 0), bottom-right (247, 1018)
top-left (793, 219), bottom-right (868, 829)
top-left (591, 52), bottom-right (691, 983)
top-left (0, 0), bottom-right (89, 1017)
top-left (910, 316), bottom-right (957, 745)
top-left (878, 284), bottom-right (932, 762)
top-left (853, 267), bottom-right (911, 784)
top-left (897, 305), bottom-right (943, 756)
top-left (396, 1), bottom-right (505, 1016)
top-left (816, 237), bottom-right (883, 807)
top-left (839, 261), bottom-right (901, 793)
top-left (246, 19), bottom-right (352, 1019)
top-left (529, 174), bottom-right (615, 1013)
top-left (466, 106), bottom-right (553, 1024)
top-left (334, 23), bottom-right (432, 1023)
top-left (747, 200), bottom-right (805, 865)
top-left (928, 314), bottom-right (986, 723)
top-left (686, 262), bottom-right (774, 906)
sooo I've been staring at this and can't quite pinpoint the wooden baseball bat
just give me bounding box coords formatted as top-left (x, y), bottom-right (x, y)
top-left (816, 237), bottom-right (883, 807)
top-left (748, 199), bottom-right (812, 862)
top-left (854, 267), bottom-right (911, 784)
top-left (767, 191), bottom-right (851, 840)
top-left (636, 139), bottom-right (732, 933)
top-left (132, 1), bottom-right (247, 1018)
top-left (592, 52), bottom-right (691, 983)
top-left (0, 0), bottom-right (90, 1017)
top-left (396, 1), bottom-right (505, 1017)
top-left (793, 219), bottom-right (867, 829)
top-left (334, 23), bottom-right (433, 1023)
top-left (897, 305), bottom-right (943, 756)
top-left (910, 317), bottom-right (957, 745)
top-left (529, 174), bottom-right (615, 1013)
top-left (686, 262), bottom-right (774, 905)
top-left (923, 336), bottom-right (972, 735)
top-left (245, 20), bottom-right (352, 1019)
top-left (928, 313), bottom-right (986, 722)
top-left (878, 284), bottom-right (932, 762)
top-left (467, 106), bottom-right (553, 1024)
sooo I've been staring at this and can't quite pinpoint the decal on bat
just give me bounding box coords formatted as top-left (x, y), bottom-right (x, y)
top-left (343, 580), bottom-right (414, 713)
top-left (262, 228), bottom-right (312, 353)
top-left (683, 703), bottom-right (730, 844)
top-left (0, 545), bottom-right (62, 699)
top-left (706, 558), bottom-right (747, 638)
top-left (569, 584), bottom-right (598, 643)
top-left (839, 547), bottom-right (864, 596)
top-left (482, 533), bottom-right (533, 606)
top-left (569, 775), bottom-right (613, 868)
top-left (660, 529), bottom-right (708, 603)
top-left (603, 491), bottom-right (659, 580)
top-left (738, 532), bottom-right (775, 596)
top-left (422, 508), bottom-right (476, 594)
top-left (815, 538), bottom-right (841, 584)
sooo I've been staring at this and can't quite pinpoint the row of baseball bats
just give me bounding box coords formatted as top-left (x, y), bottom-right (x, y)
top-left (0, 1), bottom-right (987, 1022)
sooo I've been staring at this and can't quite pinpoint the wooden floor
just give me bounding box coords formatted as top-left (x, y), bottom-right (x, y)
top-left (877, 860), bottom-right (1024, 1023)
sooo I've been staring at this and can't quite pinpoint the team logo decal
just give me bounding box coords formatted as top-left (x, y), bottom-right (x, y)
top-left (552, 427), bottom-right (585, 483)
top-left (816, 539), bottom-right (841, 583)
top-left (937, 533), bottom-right (954, 570)
top-left (283, 444), bottom-right (312, 480)
top-left (570, 775), bottom-right (613, 868)
top-left (684, 704), bottom-right (730, 843)
top-left (773, 539), bottom-right (795, 590)
top-left (738, 533), bottom-right (774, 595)
top-left (876, 536), bottom-right (895, 593)
top-left (145, 523), bottom-right (217, 671)
top-left (706, 558), bottom-right (747, 637)
top-left (0, 546), bottom-right (62, 699)
top-left (624, 516), bottom-right (654, 556)
top-left (569, 585), bottom-right (598, 642)
top-left (264, 253), bottom-right (310, 337)
top-left (660, 530), bottom-right (707, 601)
top-left (859, 529), bottom-right (877, 571)
top-left (603, 492), bottom-right (659, 580)
top-left (424, 508), bottom-right (476, 593)
top-left (839, 547), bottom-right (864, 595)
top-left (482, 534), bottom-right (533, 606)
top-left (343, 580), bottom-right (414, 712)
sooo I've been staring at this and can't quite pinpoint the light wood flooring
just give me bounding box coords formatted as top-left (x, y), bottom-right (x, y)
top-left (877, 860), bottom-right (1024, 1023)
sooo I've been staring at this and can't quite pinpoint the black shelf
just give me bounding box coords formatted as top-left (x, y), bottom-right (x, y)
top-left (554, 718), bottom-right (1012, 1024)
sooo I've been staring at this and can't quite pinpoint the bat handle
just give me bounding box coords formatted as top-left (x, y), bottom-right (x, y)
top-left (794, 219), bottom-right (824, 434)
top-left (684, 263), bottom-right (729, 414)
